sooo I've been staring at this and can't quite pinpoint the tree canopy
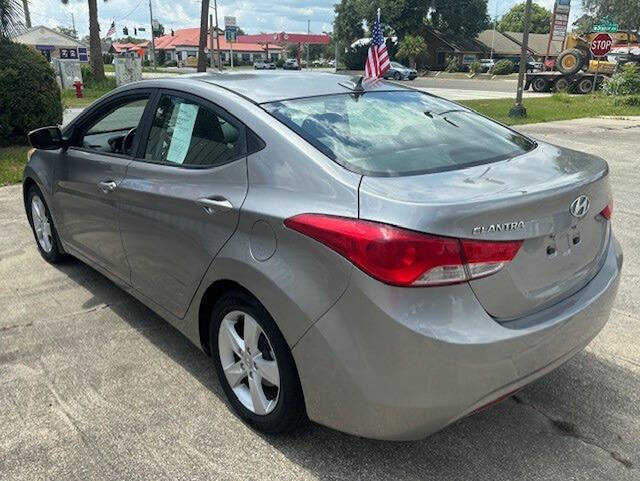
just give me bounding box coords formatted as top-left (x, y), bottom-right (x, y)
top-left (428, 0), bottom-right (490, 37)
top-left (497, 2), bottom-right (552, 34)
top-left (333, 0), bottom-right (489, 44)
top-left (582, 0), bottom-right (640, 32)
top-left (0, 0), bottom-right (22, 37)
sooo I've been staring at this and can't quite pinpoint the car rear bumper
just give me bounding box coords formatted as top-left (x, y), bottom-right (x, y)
top-left (292, 235), bottom-right (622, 440)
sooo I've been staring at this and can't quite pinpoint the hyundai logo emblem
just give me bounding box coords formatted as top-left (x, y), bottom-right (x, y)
top-left (570, 195), bottom-right (590, 218)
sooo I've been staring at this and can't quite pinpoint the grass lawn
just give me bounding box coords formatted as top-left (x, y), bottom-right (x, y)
top-left (61, 78), bottom-right (118, 108)
top-left (460, 93), bottom-right (640, 126)
top-left (0, 145), bottom-right (30, 186)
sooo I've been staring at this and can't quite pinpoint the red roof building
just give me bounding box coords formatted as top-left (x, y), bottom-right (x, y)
top-left (153, 28), bottom-right (282, 65)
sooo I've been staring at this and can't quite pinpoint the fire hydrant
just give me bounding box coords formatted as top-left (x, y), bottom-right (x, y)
top-left (73, 78), bottom-right (83, 99)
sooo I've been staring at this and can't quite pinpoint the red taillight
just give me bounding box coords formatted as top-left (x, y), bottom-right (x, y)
top-left (284, 214), bottom-right (522, 287)
top-left (601, 203), bottom-right (613, 220)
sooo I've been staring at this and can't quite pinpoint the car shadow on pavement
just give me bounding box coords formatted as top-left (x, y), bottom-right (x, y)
top-left (53, 259), bottom-right (639, 480)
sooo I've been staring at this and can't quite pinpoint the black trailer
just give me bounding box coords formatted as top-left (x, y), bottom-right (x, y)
top-left (525, 71), bottom-right (607, 94)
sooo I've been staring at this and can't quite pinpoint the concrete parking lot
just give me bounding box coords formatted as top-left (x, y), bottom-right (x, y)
top-left (1, 117), bottom-right (639, 480)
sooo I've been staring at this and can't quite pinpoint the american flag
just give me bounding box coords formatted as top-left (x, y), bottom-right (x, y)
top-left (364, 9), bottom-right (390, 78)
top-left (104, 21), bottom-right (116, 38)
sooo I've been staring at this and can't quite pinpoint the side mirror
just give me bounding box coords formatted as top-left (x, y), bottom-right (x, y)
top-left (27, 126), bottom-right (66, 150)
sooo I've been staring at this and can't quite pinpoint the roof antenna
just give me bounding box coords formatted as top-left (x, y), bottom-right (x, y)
top-left (338, 75), bottom-right (366, 95)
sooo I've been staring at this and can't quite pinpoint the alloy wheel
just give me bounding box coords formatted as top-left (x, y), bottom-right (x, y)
top-left (218, 310), bottom-right (280, 415)
top-left (31, 195), bottom-right (53, 253)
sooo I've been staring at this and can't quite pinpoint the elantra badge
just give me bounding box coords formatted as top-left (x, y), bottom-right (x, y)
top-left (473, 221), bottom-right (525, 235)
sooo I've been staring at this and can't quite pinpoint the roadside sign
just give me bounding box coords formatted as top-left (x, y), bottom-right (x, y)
top-left (590, 33), bottom-right (614, 57)
top-left (224, 16), bottom-right (236, 27)
top-left (593, 19), bottom-right (619, 32)
top-left (225, 26), bottom-right (237, 42)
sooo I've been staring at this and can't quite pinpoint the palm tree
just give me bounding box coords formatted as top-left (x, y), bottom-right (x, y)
top-left (197, 0), bottom-right (210, 72)
top-left (0, 0), bottom-right (22, 38)
top-left (397, 34), bottom-right (428, 70)
top-left (61, 0), bottom-right (105, 81)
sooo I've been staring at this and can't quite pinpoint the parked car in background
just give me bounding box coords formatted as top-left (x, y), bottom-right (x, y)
top-left (24, 72), bottom-right (621, 441)
top-left (283, 58), bottom-right (301, 70)
top-left (254, 60), bottom-right (276, 70)
top-left (383, 61), bottom-right (417, 80)
top-left (503, 56), bottom-right (543, 73)
top-left (479, 58), bottom-right (495, 73)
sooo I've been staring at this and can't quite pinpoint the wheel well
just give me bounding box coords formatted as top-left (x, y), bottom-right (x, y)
top-left (198, 279), bottom-right (251, 355)
top-left (23, 177), bottom-right (37, 223)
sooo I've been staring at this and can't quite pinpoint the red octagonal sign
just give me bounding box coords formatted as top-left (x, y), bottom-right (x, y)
top-left (590, 33), bottom-right (614, 57)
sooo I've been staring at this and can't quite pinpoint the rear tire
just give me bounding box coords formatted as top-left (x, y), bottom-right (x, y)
top-left (553, 77), bottom-right (571, 92)
top-left (26, 186), bottom-right (66, 264)
top-left (576, 77), bottom-right (594, 94)
top-left (557, 49), bottom-right (584, 75)
top-left (209, 290), bottom-right (307, 434)
top-left (532, 77), bottom-right (550, 92)
top-left (393, 71), bottom-right (401, 80)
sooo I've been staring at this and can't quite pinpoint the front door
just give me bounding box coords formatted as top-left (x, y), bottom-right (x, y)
top-left (54, 93), bottom-right (153, 281)
top-left (118, 91), bottom-right (249, 318)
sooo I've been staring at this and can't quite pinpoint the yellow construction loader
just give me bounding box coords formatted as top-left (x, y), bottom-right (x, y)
top-left (556, 31), bottom-right (638, 75)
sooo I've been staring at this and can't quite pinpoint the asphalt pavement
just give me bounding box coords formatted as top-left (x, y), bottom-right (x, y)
top-left (1, 117), bottom-right (639, 480)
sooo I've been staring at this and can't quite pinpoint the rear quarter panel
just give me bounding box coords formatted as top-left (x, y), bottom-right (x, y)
top-left (174, 85), bottom-right (362, 348)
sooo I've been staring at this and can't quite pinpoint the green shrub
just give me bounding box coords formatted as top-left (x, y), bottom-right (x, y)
top-left (80, 64), bottom-right (96, 86)
top-left (493, 59), bottom-right (514, 75)
top-left (613, 94), bottom-right (640, 106)
top-left (445, 57), bottom-right (460, 72)
top-left (276, 57), bottom-right (285, 68)
top-left (142, 59), bottom-right (151, 67)
top-left (344, 44), bottom-right (369, 70)
top-left (603, 63), bottom-right (640, 96)
top-left (0, 40), bottom-right (63, 145)
top-left (470, 61), bottom-right (482, 75)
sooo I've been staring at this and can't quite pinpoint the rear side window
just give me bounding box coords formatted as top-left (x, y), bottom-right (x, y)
top-left (263, 91), bottom-right (535, 176)
top-left (143, 95), bottom-right (241, 167)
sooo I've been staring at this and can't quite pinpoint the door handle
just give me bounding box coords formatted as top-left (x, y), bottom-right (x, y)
top-left (98, 180), bottom-right (117, 193)
top-left (196, 197), bottom-right (233, 214)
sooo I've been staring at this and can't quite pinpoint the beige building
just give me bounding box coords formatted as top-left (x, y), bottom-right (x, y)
top-left (11, 25), bottom-right (88, 62)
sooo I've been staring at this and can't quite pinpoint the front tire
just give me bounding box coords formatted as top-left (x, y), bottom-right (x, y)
top-left (393, 71), bottom-right (401, 80)
top-left (26, 186), bottom-right (66, 263)
top-left (210, 290), bottom-right (306, 434)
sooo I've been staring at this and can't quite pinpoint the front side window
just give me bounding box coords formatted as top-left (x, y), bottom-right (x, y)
top-left (143, 95), bottom-right (241, 167)
top-left (263, 91), bottom-right (536, 176)
top-left (79, 97), bottom-right (149, 155)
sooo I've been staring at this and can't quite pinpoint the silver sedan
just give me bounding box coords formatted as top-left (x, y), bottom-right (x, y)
top-left (24, 73), bottom-right (622, 440)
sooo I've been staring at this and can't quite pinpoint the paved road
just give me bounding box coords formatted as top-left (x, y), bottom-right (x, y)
top-left (1, 117), bottom-right (639, 480)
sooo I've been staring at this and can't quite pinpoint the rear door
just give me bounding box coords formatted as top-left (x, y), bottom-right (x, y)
top-left (54, 92), bottom-right (153, 281)
top-left (118, 90), bottom-right (249, 318)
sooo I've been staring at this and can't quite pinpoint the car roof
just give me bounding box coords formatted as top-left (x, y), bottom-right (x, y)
top-left (190, 71), bottom-right (411, 104)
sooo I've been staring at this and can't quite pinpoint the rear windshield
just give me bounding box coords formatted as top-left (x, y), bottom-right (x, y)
top-left (263, 91), bottom-right (536, 177)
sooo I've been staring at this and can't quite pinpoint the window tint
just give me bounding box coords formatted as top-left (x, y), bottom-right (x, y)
top-left (80, 97), bottom-right (149, 155)
top-left (143, 95), bottom-right (242, 167)
top-left (263, 91), bottom-right (536, 177)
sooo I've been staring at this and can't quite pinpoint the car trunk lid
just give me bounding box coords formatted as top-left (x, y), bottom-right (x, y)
top-left (358, 142), bottom-right (611, 320)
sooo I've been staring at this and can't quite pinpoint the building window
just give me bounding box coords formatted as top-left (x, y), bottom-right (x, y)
top-left (187, 50), bottom-right (197, 57)
top-left (242, 53), bottom-right (250, 61)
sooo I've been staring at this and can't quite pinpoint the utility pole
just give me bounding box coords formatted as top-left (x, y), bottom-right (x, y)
top-left (307, 19), bottom-right (310, 70)
top-left (509, 0), bottom-right (532, 117)
top-left (209, 14), bottom-right (214, 69)
top-left (22, 0), bottom-right (31, 28)
top-left (213, 0), bottom-right (221, 71)
top-left (148, 0), bottom-right (157, 68)
top-left (71, 13), bottom-right (76, 37)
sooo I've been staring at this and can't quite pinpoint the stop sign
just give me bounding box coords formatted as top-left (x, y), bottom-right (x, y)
top-left (590, 33), bottom-right (613, 57)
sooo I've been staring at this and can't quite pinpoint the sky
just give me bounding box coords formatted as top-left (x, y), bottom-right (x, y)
top-left (25, 0), bottom-right (584, 40)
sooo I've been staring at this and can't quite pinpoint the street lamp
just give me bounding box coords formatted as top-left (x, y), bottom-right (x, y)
top-left (509, 0), bottom-right (533, 117)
